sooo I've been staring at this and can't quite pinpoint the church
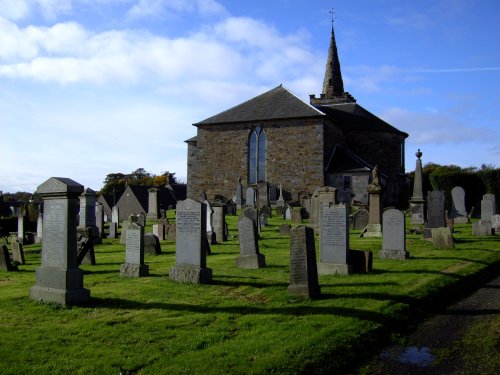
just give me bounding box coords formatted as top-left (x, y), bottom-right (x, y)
top-left (185, 23), bottom-right (408, 207)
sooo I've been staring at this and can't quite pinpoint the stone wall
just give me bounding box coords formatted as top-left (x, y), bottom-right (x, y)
top-left (187, 118), bottom-right (325, 202)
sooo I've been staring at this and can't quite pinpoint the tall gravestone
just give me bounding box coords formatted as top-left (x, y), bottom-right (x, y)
top-left (245, 187), bottom-right (256, 208)
top-left (288, 226), bottom-right (320, 298)
top-left (362, 167), bottom-right (382, 238)
top-left (169, 199), bottom-right (212, 284)
top-left (137, 212), bottom-right (146, 227)
top-left (212, 204), bottom-right (226, 243)
top-left (409, 149), bottom-right (425, 225)
top-left (233, 177), bottom-right (243, 208)
top-left (147, 188), bottom-right (159, 220)
top-left (204, 200), bottom-right (215, 245)
top-left (109, 222), bottom-right (118, 239)
top-left (451, 186), bottom-right (468, 223)
top-left (318, 204), bottom-right (351, 275)
top-left (120, 215), bottom-right (149, 277)
top-left (257, 181), bottom-right (269, 209)
top-left (30, 177), bottom-right (90, 306)
top-left (424, 190), bottom-right (446, 238)
top-left (112, 206), bottom-right (119, 224)
top-left (79, 188), bottom-right (100, 245)
top-left (380, 209), bottom-right (409, 259)
top-left (95, 202), bottom-right (104, 238)
top-left (35, 208), bottom-right (43, 244)
top-left (11, 239), bottom-right (25, 265)
top-left (236, 216), bottom-right (265, 269)
top-left (473, 194), bottom-right (496, 236)
top-left (309, 186), bottom-right (336, 231)
top-left (152, 223), bottom-right (165, 240)
top-left (17, 212), bottom-right (24, 244)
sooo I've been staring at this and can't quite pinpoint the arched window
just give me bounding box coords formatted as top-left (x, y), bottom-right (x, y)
top-left (248, 126), bottom-right (266, 184)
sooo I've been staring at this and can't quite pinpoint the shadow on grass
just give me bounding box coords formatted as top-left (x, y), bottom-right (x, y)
top-left (370, 269), bottom-right (463, 279)
top-left (212, 278), bottom-right (288, 289)
top-left (416, 256), bottom-right (490, 265)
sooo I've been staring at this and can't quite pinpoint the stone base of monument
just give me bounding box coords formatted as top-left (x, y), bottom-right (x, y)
top-left (236, 254), bottom-right (266, 269)
top-left (348, 249), bottom-right (373, 273)
top-left (120, 263), bottom-right (149, 277)
top-left (431, 227), bottom-right (454, 248)
top-left (379, 250), bottom-right (410, 260)
top-left (287, 283), bottom-right (321, 299)
top-left (453, 216), bottom-right (469, 224)
top-left (472, 222), bottom-right (495, 236)
top-left (361, 224), bottom-right (382, 238)
top-left (317, 262), bottom-right (352, 275)
top-left (30, 268), bottom-right (90, 305)
top-left (169, 265), bottom-right (212, 284)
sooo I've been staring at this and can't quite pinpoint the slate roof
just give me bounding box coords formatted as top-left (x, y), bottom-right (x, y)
top-left (194, 85), bottom-right (324, 126)
top-left (318, 103), bottom-right (408, 136)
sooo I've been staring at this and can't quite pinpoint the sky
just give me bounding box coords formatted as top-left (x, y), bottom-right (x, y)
top-left (1, 0), bottom-right (499, 194)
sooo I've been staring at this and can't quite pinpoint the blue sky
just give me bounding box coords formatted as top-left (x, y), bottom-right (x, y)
top-left (1, 0), bottom-right (499, 193)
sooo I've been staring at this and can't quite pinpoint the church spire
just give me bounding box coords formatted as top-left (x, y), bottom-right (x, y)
top-left (310, 13), bottom-right (355, 107)
top-left (322, 16), bottom-right (344, 97)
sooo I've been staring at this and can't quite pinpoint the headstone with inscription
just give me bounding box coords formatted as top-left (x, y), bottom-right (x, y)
top-left (431, 227), bottom-right (454, 248)
top-left (451, 186), bottom-right (468, 223)
top-left (318, 204), bottom-right (351, 275)
top-left (288, 226), bottom-right (320, 298)
top-left (245, 187), bottom-right (256, 207)
top-left (236, 216), bottom-right (265, 269)
top-left (120, 216), bottom-right (149, 277)
top-left (380, 209), bottom-right (409, 259)
top-left (481, 194), bottom-right (496, 223)
top-left (309, 187), bottom-right (336, 230)
top-left (11, 239), bottom-right (25, 265)
top-left (169, 199), bottom-right (212, 284)
top-left (257, 182), bottom-right (269, 209)
top-left (424, 190), bottom-right (446, 238)
top-left (147, 187), bottom-right (159, 220)
top-left (30, 177), bottom-right (90, 306)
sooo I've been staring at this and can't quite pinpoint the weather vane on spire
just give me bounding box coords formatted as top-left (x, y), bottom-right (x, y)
top-left (329, 8), bottom-right (336, 26)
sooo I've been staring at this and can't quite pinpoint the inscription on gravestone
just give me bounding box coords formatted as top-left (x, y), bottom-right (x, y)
top-left (42, 200), bottom-right (66, 268)
top-left (380, 209), bottom-right (409, 260)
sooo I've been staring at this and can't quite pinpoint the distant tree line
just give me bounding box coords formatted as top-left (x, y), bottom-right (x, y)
top-left (100, 168), bottom-right (183, 198)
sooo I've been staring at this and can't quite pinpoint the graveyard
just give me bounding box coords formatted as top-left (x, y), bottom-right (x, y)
top-left (1, 204), bottom-right (499, 374)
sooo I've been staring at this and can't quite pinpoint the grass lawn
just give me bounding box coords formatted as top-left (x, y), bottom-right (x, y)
top-left (0, 211), bottom-right (499, 374)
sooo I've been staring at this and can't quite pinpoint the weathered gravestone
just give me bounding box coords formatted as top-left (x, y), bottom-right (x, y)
top-left (0, 245), bottom-right (18, 271)
top-left (95, 203), bottom-right (104, 238)
top-left (212, 204), bottom-right (226, 243)
top-left (152, 223), bottom-right (165, 240)
top-left (424, 190), bottom-right (446, 238)
top-left (169, 199), bottom-right (212, 284)
top-left (147, 188), bottom-right (159, 220)
top-left (233, 177), bottom-right (243, 208)
top-left (351, 208), bottom-right (369, 230)
top-left (279, 224), bottom-right (291, 236)
top-left (260, 205), bottom-right (271, 219)
top-left (309, 187), bottom-right (336, 229)
top-left (120, 216), bottom-right (149, 277)
top-left (291, 208), bottom-right (303, 225)
top-left (276, 184), bottom-right (285, 207)
top-left (380, 209), bottom-right (409, 260)
top-left (451, 186), bottom-right (468, 223)
top-left (431, 227), bottom-right (454, 248)
top-left (225, 200), bottom-right (237, 216)
top-left (268, 183), bottom-right (278, 205)
top-left (245, 187), bottom-right (256, 207)
top-left (318, 204), bottom-right (352, 275)
top-left (362, 167), bottom-right (382, 238)
top-left (481, 194), bottom-right (496, 223)
top-left (144, 233), bottom-right (162, 255)
top-left (30, 177), bottom-right (90, 306)
top-left (492, 215), bottom-right (500, 233)
top-left (243, 207), bottom-right (258, 224)
top-left (17, 213), bottom-right (24, 244)
top-left (35, 209), bottom-right (43, 244)
top-left (11, 239), bottom-right (25, 265)
top-left (119, 220), bottom-right (130, 244)
top-left (204, 200), bottom-right (216, 245)
top-left (257, 181), bottom-right (269, 209)
top-left (137, 212), bottom-right (146, 227)
top-left (79, 188), bottom-right (100, 244)
top-left (166, 223), bottom-right (176, 240)
top-left (236, 216), bottom-right (265, 269)
top-left (109, 222), bottom-right (118, 239)
top-left (111, 206), bottom-right (119, 224)
top-left (284, 206), bottom-right (292, 221)
top-left (288, 226), bottom-right (320, 298)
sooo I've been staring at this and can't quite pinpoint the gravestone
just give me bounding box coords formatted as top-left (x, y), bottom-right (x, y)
top-left (276, 184), bottom-right (285, 207)
top-left (284, 206), bottom-right (292, 220)
top-left (450, 186), bottom-right (468, 223)
top-left (245, 187), bottom-right (256, 207)
top-left (144, 233), bottom-right (162, 255)
top-left (233, 177), bottom-right (243, 208)
top-left (95, 203), bottom-right (104, 238)
top-left (30, 177), bottom-right (90, 306)
top-left (120, 216), bottom-right (149, 277)
top-left (236, 216), bottom-right (265, 269)
top-left (166, 223), bottom-right (176, 240)
top-left (212, 204), bottom-right (226, 243)
top-left (268, 183), bottom-right (278, 205)
top-left (199, 191), bottom-right (208, 202)
top-left (147, 188), bottom-right (159, 220)
top-left (279, 224), bottom-right (291, 236)
top-left (318, 204), bottom-right (351, 275)
top-left (362, 167), bottom-right (382, 238)
top-left (348, 250), bottom-right (373, 273)
top-left (472, 221), bottom-right (494, 236)
top-left (112, 206), bottom-right (119, 223)
top-left (257, 181), bottom-right (269, 208)
top-left (424, 190), bottom-right (446, 238)
top-left (225, 200), bottom-right (237, 215)
top-left (11, 239), bottom-right (25, 265)
top-left (137, 213), bottom-right (146, 227)
top-left (352, 209), bottom-right (369, 230)
top-left (79, 188), bottom-right (100, 245)
top-left (17, 213), bottom-right (24, 244)
top-left (492, 215), bottom-right (500, 232)
top-left (204, 200), bottom-right (216, 245)
top-left (109, 222), bottom-right (117, 239)
top-left (291, 208), bottom-right (303, 224)
top-left (431, 227), bottom-right (454, 248)
top-left (77, 227), bottom-right (96, 265)
top-left (288, 226), bottom-right (320, 298)
top-left (260, 205), bottom-right (271, 219)
top-left (152, 223), bottom-right (165, 240)
top-left (380, 209), bottom-right (409, 260)
top-left (409, 149), bottom-right (425, 225)
top-left (119, 220), bottom-right (130, 244)
top-left (301, 198), bottom-right (311, 219)
top-left (481, 194), bottom-right (496, 223)
top-left (0, 245), bottom-right (18, 271)
top-left (309, 187), bottom-right (336, 229)
top-left (169, 199), bottom-right (212, 284)
top-left (243, 207), bottom-right (258, 224)
top-left (35, 210), bottom-right (43, 244)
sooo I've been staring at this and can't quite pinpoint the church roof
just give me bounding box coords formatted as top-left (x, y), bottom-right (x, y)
top-left (194, 85), bottom-right (324, 126)
top-left (318, 103), bottom-right (408, 137)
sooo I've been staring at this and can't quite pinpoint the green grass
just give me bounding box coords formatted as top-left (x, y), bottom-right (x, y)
top-left (0, 212), bottom-right (499, 374)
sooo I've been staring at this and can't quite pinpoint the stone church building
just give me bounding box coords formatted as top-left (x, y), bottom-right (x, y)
top-left (186, 24), bottom-right (408, 206)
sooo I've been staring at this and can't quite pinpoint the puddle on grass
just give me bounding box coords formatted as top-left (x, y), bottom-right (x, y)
top-left (382, 346), bottom-right (435, 367)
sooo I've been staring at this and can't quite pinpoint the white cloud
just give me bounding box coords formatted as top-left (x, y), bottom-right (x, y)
top-left (126, 0), bottom-right (226, 20)
top-left (0, 0), bottom-right (30, 20)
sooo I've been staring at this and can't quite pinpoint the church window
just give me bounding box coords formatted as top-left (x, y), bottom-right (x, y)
top-left (248, 127), bottom-right (266, 184)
